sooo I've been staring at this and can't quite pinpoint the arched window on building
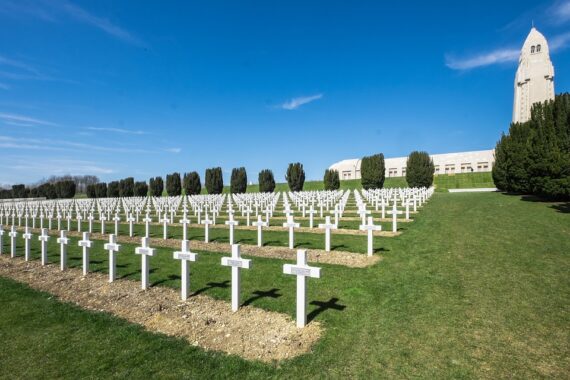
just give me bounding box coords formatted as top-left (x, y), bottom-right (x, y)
top-left (536, 44), bottom-right (541, 52)
top-left (531, 45), bottom-right (535, 54)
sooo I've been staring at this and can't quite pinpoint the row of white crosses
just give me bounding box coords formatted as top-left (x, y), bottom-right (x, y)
top-left (0, 223), bottom-right (321, 328)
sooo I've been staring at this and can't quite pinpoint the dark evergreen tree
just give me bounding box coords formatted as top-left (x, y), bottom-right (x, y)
top-left (149, 176), bottom-right (164, 197)
top-left (492, 133), bottom-right (509, 191)
top-left (134, 181), bottom-right (149, 197)
top-left (166, 172), bottom-right (182, 196)
top-left (11, 184), bottom-right (27, 198)
top-left (323, 169), bottom-right (340, 190)
top-left (86, 184), bottom-right (97, 198)
top-left (258, 169), bottom-right (276, 193)
top-left (230, 167), bottom-right (247, 194)
top-left (205, 167), bottom-right (224, 194)
top-left (107, 181), bottom-right (120, 198)
top-left (95, 183), bottom-right (107, 198)
top-left (54, 180), bottom-right (76, 199)
top-left (405, 151), bottom-right (435, 188)
top-left (119, 177), bottom-right (135, 197)
top-left (285, 163), bottom-right (305, 192)
top-left (183, 172), bottom-right (202, 195)
top-left (360, 153), bottom-right (386, 189)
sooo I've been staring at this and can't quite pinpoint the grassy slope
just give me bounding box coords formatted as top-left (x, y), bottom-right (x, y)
top-left (1, 192), bottom-right (568, 378)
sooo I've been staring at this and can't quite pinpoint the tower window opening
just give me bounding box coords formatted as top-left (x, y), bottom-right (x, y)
top-left (531, 45), bottom-right (535, 53)
top-left (536, 44), bottom-right (541, 52)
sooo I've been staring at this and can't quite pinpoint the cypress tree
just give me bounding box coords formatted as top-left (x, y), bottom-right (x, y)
top-left (360, 153), bottom-right (385, 189)
top-left (134, 181), bottom-right (149, 196)
top-left (286, 163), bottom-right (305, 192)
top-left (183, 172), bottom-right (202, 195)
top-left (205, 167), bottom-right (223, 194)
top-left (405, 151), bottom-right (435, 188)
top-left (166, 172), bottom-right (182, 196)
top-left (258, 169), bottom-right (276, 193)
top-left (492, 133), bottom-right (509, 191)
top-left (107, 181), bottom-right (120, 197)
top-left (230, 167), bottom-right (247, 193)
top-left (119, 177), bottom-right (135, 197)
top-left (323, 169), bottom-right (340, 190)
top-left (149, 177), bottom-right (164, 197)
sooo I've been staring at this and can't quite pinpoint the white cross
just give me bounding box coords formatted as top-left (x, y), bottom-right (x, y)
top-left (201, 217), bottom-right (213, 243)
top-left (87, 214), bottom-right (94, 233)
top-left (179, 214), bottom-right (191, 241)
top-left (173, 240), bottom-right (198, 300)
top-left (38, 228), bottom-right (50, 266)
top-left (135, 237), bottom-right (156, 290)
top-left (9, 226), bottom-right (18, 258)
top-left (23, 227), bottom-right (32, 261)
top-left (161, 215), bottom-right (170, 240)
top-left (78, 232), bottom-right (93, 276)
top-left (127, 213), bottom-right (135, 237)
top-left (307, 207), bottom-right (317, 229)
top-left (77, 213), bottom-right (83, 232)
top-left (57, 214), bottom-right (62, 231)
top-left (244, 208), bottom-right (252, 226)
top-left (221, 244), bottom-right (251, 312)
top-left (332, 205), bottom-right (342, 227)
top-left (100, 214), bottom-right (107, 235)
top-left (225, 214), bottom-right (239, 245)
top-left (104, 234), bottom-right (121, 283)
top-left (318, 216), bottom-right (337, 252)
top-left (386, 203), bottom-right (403, 233)
top-left (143, 214), bottom-right (152, 238)
top-left (66, 214), bottom-right (72, 231)
top-left (57, 230), bottom-right (69, 271)
top-left (359, 216), bottom-right (382, 256)
top-left (283, 216), bottom-right (300, 250)
top-left (283, 249), bottom-right (321, 328)
top-left (113, 214), bottom-right (121, 236)
top-left (251, 215), bottom-right (268, 247)
top-left (0, 225), bottom-right (4, 255)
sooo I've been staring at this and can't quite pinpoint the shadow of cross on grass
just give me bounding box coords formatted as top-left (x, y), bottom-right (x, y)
top-left (307, 297), bottom-right (346, 323)
top-left (243, 288), bottom-right (281, 306)
top-left (190, 280), bottom-right (230, 298)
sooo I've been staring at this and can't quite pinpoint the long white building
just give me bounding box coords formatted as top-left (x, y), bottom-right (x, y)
top-left (329, 149), bottom-right (495, 180)
top-left (513, 27), bottom-right (555, 123)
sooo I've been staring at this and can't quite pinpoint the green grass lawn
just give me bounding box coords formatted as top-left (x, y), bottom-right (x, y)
top-left (1, 192), bottom-right (568, 378)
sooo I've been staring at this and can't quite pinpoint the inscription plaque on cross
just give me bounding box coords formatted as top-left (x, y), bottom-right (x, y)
top-left (283, 249), bottom-right (321, 328)
top-left (221, 244), bottom-right (252, 312)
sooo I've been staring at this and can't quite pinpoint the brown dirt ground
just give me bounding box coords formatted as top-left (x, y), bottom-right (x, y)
top-left (0, 255), bottom-right (322, 362)
top-left (18, 227), bottom-right (383, 268)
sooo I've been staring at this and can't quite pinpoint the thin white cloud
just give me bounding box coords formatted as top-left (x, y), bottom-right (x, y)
top-left (280, 93), bottom-right (323, 110)
top-left (165, 147), bottom-right (182, 154)
top-left (0, 112), bottom-right (58, 127)
top-left (550, 31), bottom-right (570, 50)
top-left (0, 0), bottom-right (144, 46)
top-left (85, 127), bottom-right (148, 135)
top-left (547, 0), bottom-right (570, 24)
top-left (445, 48), bottom-right (520, 70)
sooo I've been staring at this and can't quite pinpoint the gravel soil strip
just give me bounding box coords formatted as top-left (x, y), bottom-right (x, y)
top-left (0, 255), bottom-right (322, 362)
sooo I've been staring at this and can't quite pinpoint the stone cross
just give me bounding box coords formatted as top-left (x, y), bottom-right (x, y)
top-left (113, 214), bottom-right (121, 236)
top-left (135, 237), bottom-right (156, 290)
top-left (318, 216), bottom-right (337, 252)
top-left (23, 227), bottom-right (32, 261)
top-left (307, 207), bottom-right (317, 229)
top-left (386, 203), bottom-right (403, 233)
top-left (221, 244), bottom-right (252, 312)
top-left (104, 234), bottom-right (121, 283)
top-left (9, 225), bottom-right (18, 258)
top-left (225, 214), bottom-right (239, 245)
top-left (161, 214), bottom-right (170, 240)
top-left (251, 215), bottom-right (268, 247)
top-left (57, 230), bottom-right (69, 271)
top-left (179, 214), bottom-right (191, 241)
top-left (173, 240), bottom-right (198, 300)
top-left (127, 213), bottom-right (135, 237)
top-left (283, 216), bottom-right (300, 250)
top-left (332, 205), bottom-right (342, 227)
top-left (87, 214), bottom-right (94, 233)
top-left (283, 249), bottom-right (321, 328)
top-left (359, 216), bottom-right (382, 256)
top-left (38, 228), bottom-right (50, 265)
top-left (57, 213), bottom-right (62, 231)
top-left (100, 214), bottom-right (107, 235)
top-left (66, 213), bottom-right (72, 231)
top-left (143, 214), bottom-right (152, 238)
top-left (78, 232), bottom-right (93, 276)
top-left (244, 207), bottom-right (252, 226)
top-left (405, 200), bottom-right (411, 220)
top-left (201, 217), bottom-right (213, 243)
top-left (77, 213), bottom-right (83, 232)
top-left (0, 225), bottom-right (4, 255)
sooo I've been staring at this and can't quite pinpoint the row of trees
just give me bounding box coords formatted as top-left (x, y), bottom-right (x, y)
top-left (493, 94), bottom-right (570, 199)
top-left (0, 180), bottom-right (77, 200)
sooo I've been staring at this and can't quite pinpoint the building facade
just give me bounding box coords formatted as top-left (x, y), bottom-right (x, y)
top-left (329, 150), bottom-right (495, 180)
top-left (513, 27), bottom-right (555, 123)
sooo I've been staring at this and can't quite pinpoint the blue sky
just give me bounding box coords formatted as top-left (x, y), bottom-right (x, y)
top-left (1, 0), bottom-right (570, 186)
